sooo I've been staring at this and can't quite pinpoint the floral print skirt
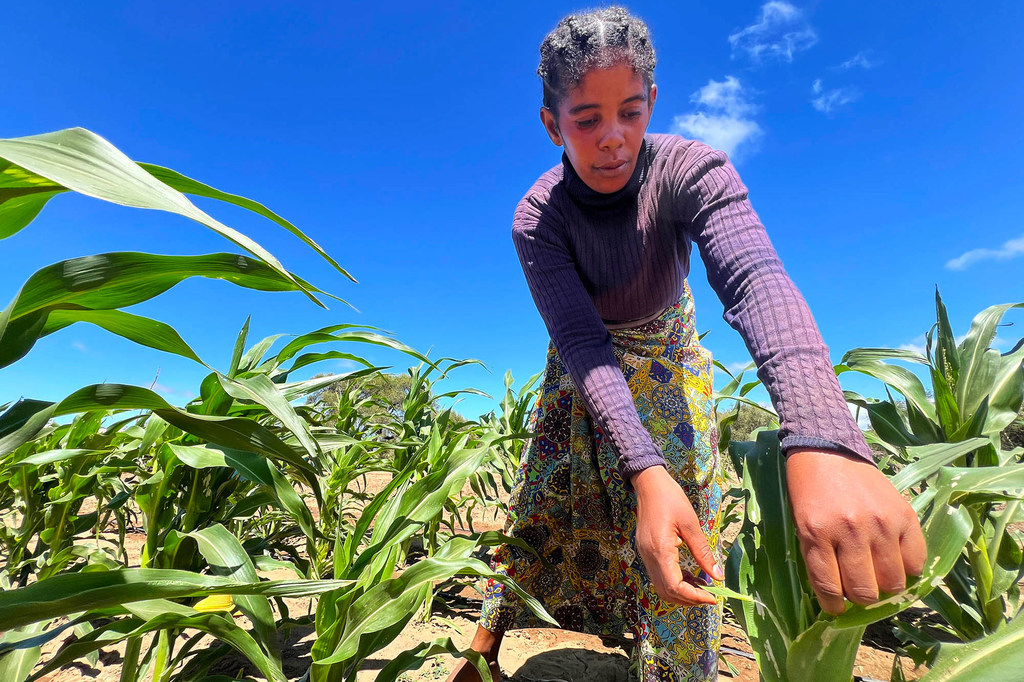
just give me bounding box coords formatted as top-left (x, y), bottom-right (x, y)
top-left (479, 280), bottom-right (725, 682)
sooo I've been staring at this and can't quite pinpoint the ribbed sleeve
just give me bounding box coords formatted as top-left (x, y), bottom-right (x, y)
top-left (675, 148), bottom-right (873, 463)
top-left (511, 134), bottom-right (874, 492)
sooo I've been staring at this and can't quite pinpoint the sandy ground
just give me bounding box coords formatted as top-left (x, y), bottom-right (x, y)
top-left (34, 471), bottom-right (922, 682)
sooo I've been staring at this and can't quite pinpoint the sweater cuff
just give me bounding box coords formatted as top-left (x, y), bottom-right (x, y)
top-left (780, 435), bottom-right (876, 466)
top-left (618, 453), bottom-right (669, 492)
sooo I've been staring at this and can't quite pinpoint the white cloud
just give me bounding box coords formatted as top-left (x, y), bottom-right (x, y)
top-left (811, 81), bottom-right (860, 113)
top-left (153, 383), bottom-right (196, 400)
top-left (671, 76), bottom-right (762, 160)
top-left (848, 403), bottom-right (872, 431)
top-left (724, 360), bottom-right (756, 375)
top-left (71, 341), bottom-right (88, 353)
top-left (840, 50), bottom-right (879, 70)
top-left (946, 233), bottom-right (1024, 270)
top-left (898, 340), bottom-right (927, 356)
top-left (729, 1), bottom-right (818, 63)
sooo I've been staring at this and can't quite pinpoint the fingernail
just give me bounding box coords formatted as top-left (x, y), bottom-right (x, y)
top-left (712, 565), bottom-right (725, 581)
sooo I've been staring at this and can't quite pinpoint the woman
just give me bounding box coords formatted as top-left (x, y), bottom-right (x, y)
top-left (448, 7), bottom-right (925, 681)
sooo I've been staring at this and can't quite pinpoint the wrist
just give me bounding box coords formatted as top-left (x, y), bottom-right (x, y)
top-left (631, 464), bottom-right (669, 497)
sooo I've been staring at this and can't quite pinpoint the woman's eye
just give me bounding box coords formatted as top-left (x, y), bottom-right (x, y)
top-left (576, 118), bottom-right (598, 129)
top-left (623, 110), bottom-right (642, 120)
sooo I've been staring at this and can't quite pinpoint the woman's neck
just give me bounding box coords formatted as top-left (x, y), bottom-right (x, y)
top-left (561, 137), bottom-right (650, 208)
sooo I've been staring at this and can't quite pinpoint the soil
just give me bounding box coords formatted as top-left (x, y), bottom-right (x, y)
top-left (34, 471), bottom-right (925, 682)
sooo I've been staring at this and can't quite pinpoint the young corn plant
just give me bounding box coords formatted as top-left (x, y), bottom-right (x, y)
top-left (0, 127), bottom-right (555, 681)
top-left (837, 291), bottom-right (1024, 671)
top-left (724, 430), bottom-right (996, 682)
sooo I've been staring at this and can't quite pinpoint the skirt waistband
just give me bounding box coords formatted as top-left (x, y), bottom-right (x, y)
top-left (603, 305), bottom-right (672, 330)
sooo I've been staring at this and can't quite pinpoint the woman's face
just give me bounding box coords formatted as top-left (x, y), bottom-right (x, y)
top-left (541, 63), bottom-right (656, 194)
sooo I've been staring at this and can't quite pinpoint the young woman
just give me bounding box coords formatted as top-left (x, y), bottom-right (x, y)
top-left (448, 7), bottom-right (926, 681)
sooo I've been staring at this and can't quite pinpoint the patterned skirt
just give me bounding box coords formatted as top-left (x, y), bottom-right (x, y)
top-left (478, 281), bottom-right (725, 682)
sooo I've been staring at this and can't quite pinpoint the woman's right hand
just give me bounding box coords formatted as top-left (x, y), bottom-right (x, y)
top-left (632, 465), bottom-right (724, 606)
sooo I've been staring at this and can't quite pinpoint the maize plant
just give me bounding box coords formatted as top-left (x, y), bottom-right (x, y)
top-left (838, 291), bottom-right (1024, 674)
top-left (0, 127), bottom-right (553, 681)
top-left (724, 430), bottom-right (1014, 682)
top-left (720, 291), bottom-right (1023, 681)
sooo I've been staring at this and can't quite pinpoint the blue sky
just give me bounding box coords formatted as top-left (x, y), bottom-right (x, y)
top-left (1, 1), bottom-right (1022, 420)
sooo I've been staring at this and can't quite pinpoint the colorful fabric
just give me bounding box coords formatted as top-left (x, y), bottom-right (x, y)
top-left (479, 281), bottom-right (725, 682)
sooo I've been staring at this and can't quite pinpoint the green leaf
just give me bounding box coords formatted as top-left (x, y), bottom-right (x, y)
top-left (317, 554), bottom-right (556, 665)
top-left (956, 302), bottom-right (1024, 409)
top-left (786, 620), bottom-right (864, 682)
top-left (0, 252), bottom-right (314, 369)
top-left (228, 317), bottom-right (251, 379)
top-left (187, 525), bottom-right (280, 663)
top-left (841, 347), bottom-right (930, 365)
top-left (41, 308), bottom-right (206, 365)
top-left (0, 127), bottom-right (322, 305)
top-left (931, 366), bottom-right (962, 437)
top-left (934, 288), bottom-right (961, 385)
top-left (0, 569), bottom-right (354, 630)
top-left (138, 162), bottom-right (356, 283)
top-left (922, 611), bottom-right (1024, 681)
top-left (0, 385), bottom-right (317, 486)
top-left (837, 356), bottom-right (937, 421)
top-left (890, 439), bottom-right (990, 492)
top-left (169, 444), bottom-right (317, 541)
top-left (0, 190), bottom-right (64, 240)
top-left (985, 340), bottom-right (1024, 436)
top-left (846, 397), bottom-right (920, 447)
top-left (34, 604), bottom-right (287, 682)
top-left (216, 373), bottom-right (319, 461)
top-left (373, 637), bottom-right (490, 682)
top-left (276, 325), bottom-right (431, 367)
top-left (14, 448), bottom-right (103, 467)
top-left (0, 622), bottom-right (48, 682)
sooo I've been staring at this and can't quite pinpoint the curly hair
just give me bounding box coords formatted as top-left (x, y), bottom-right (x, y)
top-left (538, 6), bottom-right (657, 111)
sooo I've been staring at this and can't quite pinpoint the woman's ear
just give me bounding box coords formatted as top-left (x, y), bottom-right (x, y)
top-left (540, 107), bottom-right (563, 147)
top-left (649, 83), bottom-right (658, 115)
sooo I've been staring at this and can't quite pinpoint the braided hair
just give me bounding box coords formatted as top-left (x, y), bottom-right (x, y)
top-left (538, 6), bottom-right (657, 112)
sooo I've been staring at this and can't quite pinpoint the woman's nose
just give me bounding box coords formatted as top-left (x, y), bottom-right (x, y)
top-left (599, 124), bottom-right (625, 150)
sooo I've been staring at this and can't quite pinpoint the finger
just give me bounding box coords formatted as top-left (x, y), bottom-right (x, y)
top-left (655, 569), bottom-right (712, 606)
top-left (675, 512), bottom-right (724, 583)
top-left (802, 542), bottom-right (846, 615)
top-left (871, 536), bottom-right (908, 595)
top-left (836, 537), bottom-right (879, 606)
top-left (642, 544), bottom-right (716, 607)
top-left (900, 511), bottom-right (927, 578)
top-left (646, 544), bottom-right (684, 603)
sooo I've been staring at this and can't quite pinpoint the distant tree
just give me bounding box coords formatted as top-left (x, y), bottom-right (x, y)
top-left (306, 370), bottom-right (468, 433)
top-left (720, 403), bottom-right (778, 443)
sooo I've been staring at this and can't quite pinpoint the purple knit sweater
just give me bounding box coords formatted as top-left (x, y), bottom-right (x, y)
top-left (512, 133), bottom-right (873, 484)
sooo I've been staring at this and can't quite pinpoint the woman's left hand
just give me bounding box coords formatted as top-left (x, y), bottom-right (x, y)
top-left (785, 448), bottom-right (927, 615)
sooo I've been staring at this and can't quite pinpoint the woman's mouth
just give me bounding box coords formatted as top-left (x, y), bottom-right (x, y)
top-left (594, 160), bottom-right (629, 175)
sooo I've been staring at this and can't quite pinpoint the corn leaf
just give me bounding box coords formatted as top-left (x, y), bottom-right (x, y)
top-left (890, 439), bottom-right (990, 492)
top-left (0, 569), bottom-right (354, 630)
top-left (786, 620), bottom-right (864, 682)
top-left (956, 302), bottom-right (1024, 413)
top-left (0, 127), bottom-right (321, 306)
top-left (138, 161), bottom-right (356, 283)
top-left (187, 524), bottom-right (280, 663)
top-left (922, 611), bottom-right (1024, 681)
top-left (0, 252), bottom-right (315, 370)
top-left (372, 636), bottom-right (490, 682)
top-left (0, 385), bottom-right (317, 483)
